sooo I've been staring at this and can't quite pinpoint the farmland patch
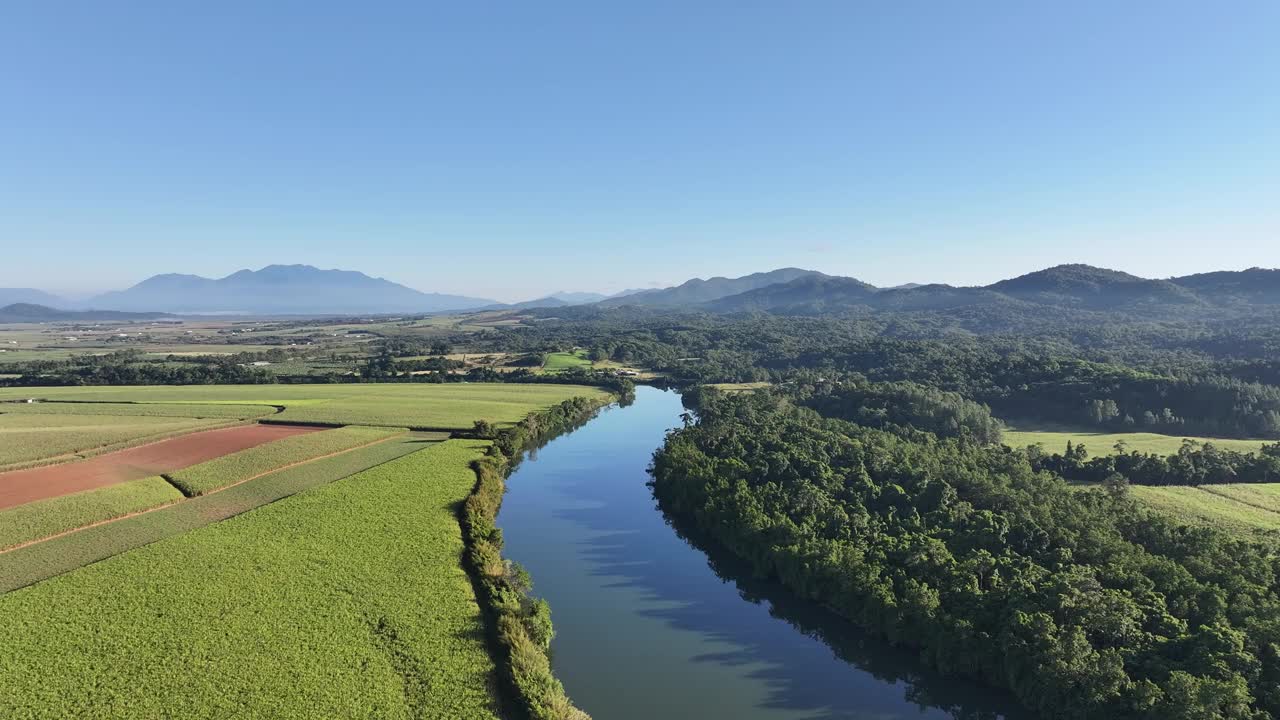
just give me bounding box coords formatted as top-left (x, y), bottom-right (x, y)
top-left (0, 440), bottom-right (500, 719)
top-left (165, 425), bottom-right (403, 496)
top-left (0, 434), bottom-right (434, 591)
top-left (0, 423), bottom-right (321, 508)
top-left (0, 477), bottom-right (183, 550)
top-left (0, 413), bottom-right (228, 471)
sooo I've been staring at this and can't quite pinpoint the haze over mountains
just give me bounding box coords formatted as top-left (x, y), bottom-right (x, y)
top-left (3, 263), bottom-right (1280, 320)
top-left (84, 265), bottom-right (494, 315)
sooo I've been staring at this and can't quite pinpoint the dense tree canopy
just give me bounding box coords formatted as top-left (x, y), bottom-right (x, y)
top-left (652, 390), bottom-right (1280, 719)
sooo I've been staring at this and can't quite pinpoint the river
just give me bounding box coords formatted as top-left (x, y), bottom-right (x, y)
top-left (498, 386), bottom-right (1029, 720)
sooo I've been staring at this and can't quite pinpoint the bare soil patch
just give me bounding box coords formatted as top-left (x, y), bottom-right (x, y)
top-left (0, 424), bottom-right (321, 509)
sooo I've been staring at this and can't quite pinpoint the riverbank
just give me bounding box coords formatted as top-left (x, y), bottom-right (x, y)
top-left (460, 394), bottom-right (613, 720)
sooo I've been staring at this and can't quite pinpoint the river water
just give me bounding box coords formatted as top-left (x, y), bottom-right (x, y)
top-left (498, 386), bottom-right (1028, 720)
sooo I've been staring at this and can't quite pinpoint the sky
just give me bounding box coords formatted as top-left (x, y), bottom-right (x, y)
top-left (2, 2), bottom-right (1278, 303)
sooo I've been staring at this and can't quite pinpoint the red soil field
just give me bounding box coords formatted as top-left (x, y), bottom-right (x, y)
top-left (0, 424), bottom-right (323, 510)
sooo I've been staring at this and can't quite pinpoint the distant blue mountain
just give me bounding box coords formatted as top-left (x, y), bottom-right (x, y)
top-left (85, 265), bottom-right (495, 314)
top-left (0, 288), bottom-right (67, 308)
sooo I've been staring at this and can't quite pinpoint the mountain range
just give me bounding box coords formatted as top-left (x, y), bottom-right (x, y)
top-left (80, 265), bottom-right (495, 315)
top-left (4, 263), bottom-right (1280, 320)
top-left (627, 264), bottom-right (1280, 317)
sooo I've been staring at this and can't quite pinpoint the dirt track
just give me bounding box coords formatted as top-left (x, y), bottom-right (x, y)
top-left (0, 424), bottom-right (322, 510)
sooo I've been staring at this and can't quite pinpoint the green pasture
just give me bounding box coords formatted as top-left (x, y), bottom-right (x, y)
top-left (1003, 424), bottom-right (1270, 456)
top-left (542, 349), bottom-right (592, 372)
top-left (1131, 484), bottom-right (1280, 537)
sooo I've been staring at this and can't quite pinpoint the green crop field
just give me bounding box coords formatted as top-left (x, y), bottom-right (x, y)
top-left (0, 414), bottom-right (227, 470)
top-left (0, 434), bottom-right (437, 592)
top-left (0, 440), bottom-right (501, 719)
top-left (543, 349), bottom-right (592, 371)
top-left (0, 401), bottom-right (275, 419)
top-left (1131, 485), bottom-right (1280, 536)
top-left (1003, 424), bottom-right (1270, 456)
top-left (0, 477), bottom-right (183, 550)
top-left (167, 426), bottom-right (404, 496)
top-left (0, 383), bottom-right (608, 429)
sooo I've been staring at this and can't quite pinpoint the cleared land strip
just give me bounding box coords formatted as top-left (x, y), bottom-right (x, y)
top-left (0, 440), bottom-right (501, 720)
top-left (1131, 484), bottom-right (1280, 535)
top-left (0, 423), bottom-right (322, 509)
top-left (0, 434), bottom-right (436, 592)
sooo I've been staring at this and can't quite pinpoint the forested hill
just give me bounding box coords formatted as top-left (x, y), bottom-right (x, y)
top-left (598, 264), bottom-right (1280, 320)
top-left (596, 268), bottom-right (827, 308)
top-left (0, 304), bottom-right (171, 323)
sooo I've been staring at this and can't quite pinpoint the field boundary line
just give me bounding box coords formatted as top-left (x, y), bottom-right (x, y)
top-left (1195, 485), bottom-right (1280, 516)
top-left (0, 497), bottom-right (188, 554)
top-left (0, 434), bottom-right (402, 555)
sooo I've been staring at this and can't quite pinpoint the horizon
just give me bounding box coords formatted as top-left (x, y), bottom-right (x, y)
top-left (4, 3), bottom-right (1279, 301)
top-left (6, 260), bottom-right (1280, 307)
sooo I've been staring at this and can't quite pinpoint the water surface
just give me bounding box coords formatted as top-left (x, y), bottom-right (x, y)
top-left (499, 386), bottom-right (1028, 720)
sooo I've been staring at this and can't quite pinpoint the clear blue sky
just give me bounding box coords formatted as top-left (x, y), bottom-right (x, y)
top-left (3, 2), bottom-right (1278, 302)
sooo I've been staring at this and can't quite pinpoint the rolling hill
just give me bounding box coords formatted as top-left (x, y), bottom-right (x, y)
top-left (0, 304), bottom-right (172, 323)
top-left (1170, 268), bottom-right (1280, 305)
top-left (600, 264), bottom-right (1280, 320)
top-left (985, 265), bottom-right (1203, 309)
top-left (598, 268), bottom-right (827, 308)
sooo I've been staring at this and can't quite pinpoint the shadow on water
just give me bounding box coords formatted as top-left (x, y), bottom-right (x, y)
top-left (505, 387), bottom-right (1031, 720)
top-left (554, 482), bottom-right (1029, 720)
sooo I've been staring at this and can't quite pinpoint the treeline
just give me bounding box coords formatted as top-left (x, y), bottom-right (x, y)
top-left (1031, 440), bottom-right (1280, 486)
top-left (486, 311), bottom-right (1280, 438)
top-left (461, 395), bottom-right (612, 720)
top-left (650, 390), bottom-right (1280, 719)
top-left (799, 380), bottom-right (1005, 444)
top-left (0, 351), bottom-right (274, 387)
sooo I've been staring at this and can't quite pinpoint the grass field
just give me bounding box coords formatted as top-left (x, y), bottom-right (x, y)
top-left (166, 426), bottom-right (404, 496)
top-left (0, 440), bottom-right (500, 719)
top-left (0, 383), bottom-right (608, 430)
top-left (1131, 484), bottom-right (1280, 536)
top-left (0, 414), bottom-right (226, 469)
top-left (543, 349), bottom-right (592, 372)
top-left (1003, 424), bottom-right (1270, 456)
top-left (0, 477), bottom-right (183, 550)
top-left (707, 382), bottom-right (771, 392)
